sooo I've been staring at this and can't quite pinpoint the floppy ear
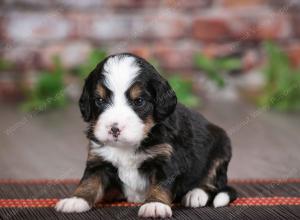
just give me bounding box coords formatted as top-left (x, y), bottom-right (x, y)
top-left (79, 78), bottom-right (93, 122)
top-left (151, 77), bottom-right (177, 122)
top-left (79, 57), bottom-right (109, 122)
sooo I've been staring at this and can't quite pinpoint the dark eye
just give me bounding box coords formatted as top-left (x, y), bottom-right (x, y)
top-left (95, 98), bottom-right (106, 107)
top-left (133, 97), bottom-right (145, 107)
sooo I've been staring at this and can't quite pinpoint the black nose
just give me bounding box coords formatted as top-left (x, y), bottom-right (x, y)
top-left (110, 126), bottom-right (120, 138)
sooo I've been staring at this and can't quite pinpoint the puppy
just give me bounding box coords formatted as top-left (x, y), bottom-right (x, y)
top-left (55, 53), bottom-right (236, 218)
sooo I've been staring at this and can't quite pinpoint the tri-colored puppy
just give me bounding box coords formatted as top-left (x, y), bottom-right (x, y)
top-left (55, 53), bottom-right (236, 218)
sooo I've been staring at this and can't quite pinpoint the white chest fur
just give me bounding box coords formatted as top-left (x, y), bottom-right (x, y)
top-left (91, 146), bottom-right (149, 202)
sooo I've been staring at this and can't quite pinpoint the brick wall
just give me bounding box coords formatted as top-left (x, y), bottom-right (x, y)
top-left (1, 0), bottom-right (300, 100)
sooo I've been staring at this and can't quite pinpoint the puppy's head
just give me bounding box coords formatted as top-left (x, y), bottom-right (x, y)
top-left (79, 53), bottom-right (177, 148)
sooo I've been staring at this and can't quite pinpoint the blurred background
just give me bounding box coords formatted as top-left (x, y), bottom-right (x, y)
top-left (0, 0), bottom-right (300, 180)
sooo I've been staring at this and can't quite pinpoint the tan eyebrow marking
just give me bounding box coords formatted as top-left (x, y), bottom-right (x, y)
top-left (96, 84), bottom-right (107, 98)
top-left (129, 83), bottom-right (142, 100)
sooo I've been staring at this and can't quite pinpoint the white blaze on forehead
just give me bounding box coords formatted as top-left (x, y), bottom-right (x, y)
top-left (103, 55), bottom-right (140, 95)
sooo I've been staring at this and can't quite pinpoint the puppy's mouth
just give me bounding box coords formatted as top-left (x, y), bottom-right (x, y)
top-left (103, 137), bottom-right (139, 148)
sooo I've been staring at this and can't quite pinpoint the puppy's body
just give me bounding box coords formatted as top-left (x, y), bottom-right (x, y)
top-left (139, 103), bottom-right (233, 201)
top-left (55, 53), bottom-right (236, 218)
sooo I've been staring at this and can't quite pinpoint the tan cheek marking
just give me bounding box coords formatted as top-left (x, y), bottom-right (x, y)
top-left (143, 115), bottom-right (155, 136)
top-left (129, 84), bottom-right (142, 100)
top-left (96, 84), bottom-right (106, 99)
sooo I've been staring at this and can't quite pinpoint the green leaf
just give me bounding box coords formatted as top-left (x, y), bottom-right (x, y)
top-left (218, 57), bottom-right (241, 71)
top-left (168, 75), bottom-right (200, 108)
top-left (21, 56), bottom-right (67, 112)
top-left (258, 41), bottom-right (300, 112)
top-left (195, 54), bottom-right (215, 72)
top-left (194, 53), bottom-right (226, 88)
top-left (0, 58), bottom-right (14, 71)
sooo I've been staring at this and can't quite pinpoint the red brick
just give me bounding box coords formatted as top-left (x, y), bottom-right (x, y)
top-left (109, 0), bottom-right (213, 10)
top-left (55, 0), bottom-right (104, 9)
top-left (127, 46), bottom-right (152, 60)
top-left (6, 12), bottom-right (72, 45)
top-left (244, 13), bottom-right (291, 40)
top-left (72, 13), bottom-right (188, 41)
top-left (0, 78), bottom-right (23, 101)
top-left (3, 0), bottom-right (53, 8)
top-left (269, 0), bottom-right (300, 12)
top-left (66, 13), bottom-right (91, 39)
top-left (220, 0), bottom-right (267, 8)
top-left (109, 0), bottom-right (161, 9)
top-left (79, 14), bottom-right (136, 40)
top-left (2, 46), bottom-right (40, 69)
top-left (193, 15), bottom-right (232, 41)
top-left (135, 14), bottom-right (188, 39)
top-left (285, 42), bottom-right (300, 68)
top-left (0, 16), bottom-right (5, 42)
top-left (291, 15), bottom-right (300, 38)
top-left (40, 41), bottom-right (92, 68)
top-left (193, 10), bottom-right (291, 42)
top-left (201, 43), bottom-right (240, 58)
top-left (163, 0), bottom-right (213, 10)
top-left (152, 42), bottom-right (197, 70)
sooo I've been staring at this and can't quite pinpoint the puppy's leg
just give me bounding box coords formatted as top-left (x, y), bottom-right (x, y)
top-left (55, 155), bottom-right (105, 213)
top-left (182, 158), bottom-right (236, 208)
top-left (55, 173), bottom-right (103, 213)
top-left (211, 163), bottom-right (237, 208)
top-left (138, 185), bottom-right (172, 218)
top-left (182, 158), bottom-right (223, 208)
top-left (213, 186), bottom-right (236, 208)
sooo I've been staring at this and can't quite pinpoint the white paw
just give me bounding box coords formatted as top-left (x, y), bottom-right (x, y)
top-left (55, 197), bottom-right (91, 213)
top-left (213, 192), bottom-right (230, 208)
top-left (182, 188), bottom-right (209, 208)
top-left (138, 202), bottom-right (172, 218)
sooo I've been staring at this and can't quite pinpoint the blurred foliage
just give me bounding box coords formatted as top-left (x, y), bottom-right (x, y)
top-left (168, 75), bottom-right (200, 108)
top-left (0, 58), bottom-right (14, 71)
top-left (21, 49), bottom-right (106, 112)
top-left (195, 53), bottom-right (241, 88)
top-left (22, 56), bottom-right (67, 112)
top-left (74, 49), bottom-right (107, 80)
top-left (258, 42), bottom-right (300, 111)
top-left (21, 49), bottom-right (201, 112)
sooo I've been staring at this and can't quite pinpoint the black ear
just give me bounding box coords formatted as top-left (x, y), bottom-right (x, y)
top-left (151, 77), bottom-right (177, 122)
top-left (79, 57), bottom-right (109, 122)
top-left (79, 77), bottom-right (93, 122)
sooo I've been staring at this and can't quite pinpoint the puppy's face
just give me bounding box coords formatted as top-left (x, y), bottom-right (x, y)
top-left (79, 54), bottom-right (177, 148)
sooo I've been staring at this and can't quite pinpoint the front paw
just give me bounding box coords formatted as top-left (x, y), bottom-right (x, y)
top-left (182, 188), bottom-right (209, 208)
top-left (138, 202), bottom-right (172, 218)
top-left (55, 197), bottom-right (91, 213)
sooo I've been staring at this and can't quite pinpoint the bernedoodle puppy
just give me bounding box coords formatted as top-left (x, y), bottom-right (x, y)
top-left (55, 53), bottom-right (236, 218)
